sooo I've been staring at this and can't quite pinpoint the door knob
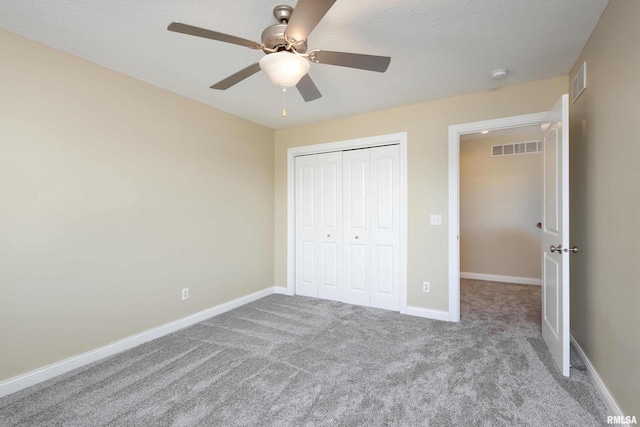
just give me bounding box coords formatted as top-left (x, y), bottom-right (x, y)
top-left (550, 245), bottom-right (562, 253)
top-left (564, 246), bottom-right (579, 254)
top-left (355, 236), bottom-right (359, 239)
top-left (327, 234), bottom-right (330, 237)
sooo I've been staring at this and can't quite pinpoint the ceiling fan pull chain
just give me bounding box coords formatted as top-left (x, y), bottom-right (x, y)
top-left (282, 88), bottom-right (287, 118)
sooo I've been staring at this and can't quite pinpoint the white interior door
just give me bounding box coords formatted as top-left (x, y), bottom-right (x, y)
top-left (541, 94), bottom-right (570, 376)
top-left (294, 155), bottom-right (318, 297)
top-left (342, 149), bottom-right (370, 307)
top-left (342, 149), bottom-right (371, 306)
top-left (369, 145), bottom-right (400, 310)
top-left (317, 152), bottom-right (343, 301)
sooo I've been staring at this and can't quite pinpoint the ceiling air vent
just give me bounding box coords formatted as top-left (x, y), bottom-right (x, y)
top-left (572, 62), bottom-right (587, 104)
top-left (491, 140), bottom-right (541, 157)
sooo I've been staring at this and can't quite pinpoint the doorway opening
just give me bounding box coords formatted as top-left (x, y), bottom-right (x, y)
top-left (459, 125), bottom-right (544, 324)
top-left (448, 112), bottom-right (547, 322)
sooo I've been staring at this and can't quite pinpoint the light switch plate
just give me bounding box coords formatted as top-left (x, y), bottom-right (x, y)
top-left (430, 215), bottom-right (442, 225)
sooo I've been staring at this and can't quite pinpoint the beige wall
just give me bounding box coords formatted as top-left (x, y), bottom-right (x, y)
top-left (568, 1), bottom-right (640, 417)
top-left (0, 31), bottom-right (274, 381)
top-left (274, 76), bottom-right (567, 312)
top-left (460, 133), bottom-right (543, 279)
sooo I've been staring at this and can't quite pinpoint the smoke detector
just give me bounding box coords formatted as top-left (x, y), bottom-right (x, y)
top-left (490, 69), bottom-right (509, 80)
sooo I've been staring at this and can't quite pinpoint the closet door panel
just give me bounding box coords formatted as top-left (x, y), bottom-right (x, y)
top-left (317, 152), bottom-right (342, 301)
top-left (295, 155), bottom-right (319, 297)
top-left (342, 149), bottom-right (370, 307)
top-left (374, 245), bottom-right (394, 295)
top-left (370, 145), bottom-right (400, 310)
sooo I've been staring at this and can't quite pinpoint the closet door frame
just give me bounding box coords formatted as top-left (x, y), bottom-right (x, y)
top-left (286, 132), bottom-right (408, 313)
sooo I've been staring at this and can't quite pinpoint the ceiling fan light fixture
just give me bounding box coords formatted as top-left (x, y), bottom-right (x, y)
top-left (259, 51), bottom-right (310, 89)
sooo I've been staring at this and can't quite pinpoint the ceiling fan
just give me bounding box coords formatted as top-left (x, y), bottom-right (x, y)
top-left (167, 0), bottom-right (391, 103)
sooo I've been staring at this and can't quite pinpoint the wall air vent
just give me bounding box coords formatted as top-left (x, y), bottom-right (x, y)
top-left (572, 62), bottom-right (587, 104)
top-left (491, 140), bottom-right (541, 157)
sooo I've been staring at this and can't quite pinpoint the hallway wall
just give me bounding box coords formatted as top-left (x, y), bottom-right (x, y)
top-left (460, 132), bottom-right (543, 281)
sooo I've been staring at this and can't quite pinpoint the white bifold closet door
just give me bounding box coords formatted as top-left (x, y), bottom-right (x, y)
top-left (295, 152), bottom-right (343, 301)
top-left (343, 145), bottom-right (400, 310)
top-left (295, 145), bottom-right (399, 311)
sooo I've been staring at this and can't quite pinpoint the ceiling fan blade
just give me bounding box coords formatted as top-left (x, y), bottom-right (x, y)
top-left (210, 63), bottom-right (261, 90)
top-left (296, 74), bottom-right (322, 102)
top-left (310, 50), bottom-right (391, 73)
top-left (168, 22), bottom-right (263, 49)
top-left (285, 0), bottom-right (337, 43)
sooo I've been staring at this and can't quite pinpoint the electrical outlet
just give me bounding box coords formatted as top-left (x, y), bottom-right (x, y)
top-left (430, 215), bottom-right (442, 226)
top-left (181, 288), bottom-right (189, 300)
top-left (422, 282), bottom-right (430, 293)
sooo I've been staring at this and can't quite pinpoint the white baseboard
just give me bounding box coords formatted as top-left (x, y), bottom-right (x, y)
top-left (570, 334), bottom-right (628, 423)
top-left (0, 287), bottom-right (276, 399)
top-left (403, 306), bottom-right (451, 322)
top-left (461, 272), bottom-right (541, 286)
top-left (274, 285), bottom-right (294, 296)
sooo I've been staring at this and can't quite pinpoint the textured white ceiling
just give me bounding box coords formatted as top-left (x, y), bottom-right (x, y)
top-left (0, 0), bottom-right (608, 129)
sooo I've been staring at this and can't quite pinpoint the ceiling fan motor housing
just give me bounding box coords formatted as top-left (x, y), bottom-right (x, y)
top-left (261, 24), bottom-right (307, 53)
top-left (261, 5), bottom-right (307, 54)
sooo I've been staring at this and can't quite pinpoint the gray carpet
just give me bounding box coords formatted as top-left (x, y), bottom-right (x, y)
top-left (0, 279), bottom-right (609, 426)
